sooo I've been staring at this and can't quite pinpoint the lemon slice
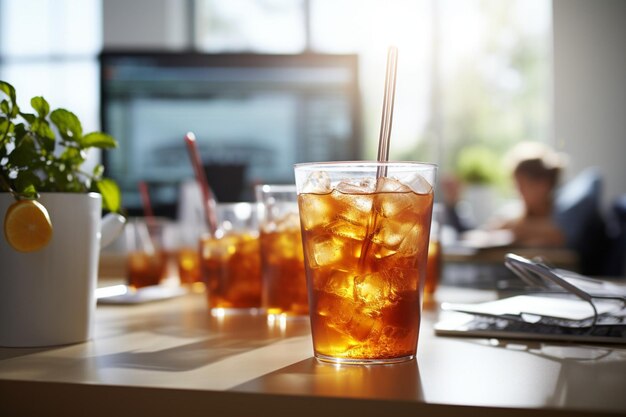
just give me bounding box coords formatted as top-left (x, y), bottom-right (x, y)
top-left (3, 199), bottom-right (53, 252)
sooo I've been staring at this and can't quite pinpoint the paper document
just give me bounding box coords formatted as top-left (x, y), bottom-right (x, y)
top-left (442, 295), bottom-right (623, 322)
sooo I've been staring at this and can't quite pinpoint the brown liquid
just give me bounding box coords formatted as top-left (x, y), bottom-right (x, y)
top-left (127, 250), bottom-right (168, 288)
top-left (177, 246), bottom-right (202, 284)
top-left (200, 233), bottom-right (262, 309)
top-left (259, 227), bottom-right (308, 315)
top-left (424, 240), bottom-right (441, 302)
top-left (298, 187), bottom-right (433, 360)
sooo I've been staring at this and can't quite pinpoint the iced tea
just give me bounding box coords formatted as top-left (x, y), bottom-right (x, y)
top-left (125, 218), bottom-right (169, 289)
top-left (296, 166), bottom-right (434, 364)
top-left (424, 240), bottom-right (441, 302)
top-left (177, 246), bottom-right (202, 285)
top-left (259, 212), bottom-right (308, 315)
top-left (200, 232), bottom-right (262, 309)
top-left (127, 250), bottom-right (168, 288)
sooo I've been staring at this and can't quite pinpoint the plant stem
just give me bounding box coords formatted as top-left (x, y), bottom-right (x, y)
top-left (0, 173), bottom-right (19, 199)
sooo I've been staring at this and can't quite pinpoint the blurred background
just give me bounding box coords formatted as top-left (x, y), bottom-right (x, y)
top-left (1, 0), bottom-right (625, 275)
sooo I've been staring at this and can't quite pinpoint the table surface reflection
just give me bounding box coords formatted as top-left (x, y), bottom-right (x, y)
top-left (1, 286), bottom-right (625, 417)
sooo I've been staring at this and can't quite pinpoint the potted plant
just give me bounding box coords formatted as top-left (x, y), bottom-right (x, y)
top-left (0, 80), bottom-right (125, 347)
top-left (455, 144), bottom-right (501, 226)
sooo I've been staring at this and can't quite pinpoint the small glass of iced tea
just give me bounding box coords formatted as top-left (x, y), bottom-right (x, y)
top-left (125, 218), bottom-right (169, 289)
top-left (256, 185), bottom-right (308, 316)
top-left (199, 203), bottom-right (262, 311)
top-left (294, 162), bottom-right (436, 364)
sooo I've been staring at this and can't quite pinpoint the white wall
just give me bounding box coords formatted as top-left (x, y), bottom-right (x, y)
top-left (103, 0), bottom-right (189, 49)
top-left (553, 0), bottom-right (626, 209)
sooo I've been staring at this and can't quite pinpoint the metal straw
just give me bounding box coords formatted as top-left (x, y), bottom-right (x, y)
top-left (376, 46), bottom-right (399, 179)
top-left (183, 132), bottom-right (219, 237)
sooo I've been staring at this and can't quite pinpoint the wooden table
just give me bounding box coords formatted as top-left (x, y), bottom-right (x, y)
top-left (1, 286), bottom-right (625, 417)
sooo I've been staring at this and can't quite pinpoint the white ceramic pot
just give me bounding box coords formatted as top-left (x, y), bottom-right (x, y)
top-left (0, 193), bottom-right (125, 347)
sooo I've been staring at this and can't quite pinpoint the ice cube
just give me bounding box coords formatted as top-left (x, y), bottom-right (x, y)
top-left (372, 218), bottom-right (415, 251)
top-left (298, 194), bottom-right (333, 231)
top-left (375, 177), bottom-right (412, 193)
top-left (378, 192), bottom-right (416, 219)
top-left (308, 235), bottom-right (343, 268)
top-left (319, 297), bottom-right (378, 342)
top-left (372, 243), bottom-right (398, 260)
top-left (386, 267), bottom-right (419, 292)
top-left (324, 270), bottom-right (356, 298)
top-left (316, 292), bottom-right (352, 321)
top-left (399, 173), bottom-right (432, 194)
top-left (335, 177), bottom-right (377, 194)
top-left (334, 191), bottom-right (373, 216)
top-left (397, 224), bottom-right (424, 256)
top-left (341, 309), bottom-right (380, 342)
top-left (332, 190), bottom-right (374, 232)
top-left (377, 252), bottom-right (419, 272)
top-left (302, 171), bottom-right (331, 194)
top-left (307, 234), bottom-right (360, 270)
top-left (327, 219), bottom-right (367, 241)
top-left (353, 272), bottom-right (391, 312)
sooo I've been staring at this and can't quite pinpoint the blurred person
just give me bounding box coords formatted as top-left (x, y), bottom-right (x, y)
top-left (491, 142), bottom-right (566, 247)
top-left (445, 142), bottom-right (567, 248)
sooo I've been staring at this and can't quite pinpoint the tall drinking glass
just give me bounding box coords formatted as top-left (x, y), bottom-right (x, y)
top-left (294, 161), bottom-right (436, 364)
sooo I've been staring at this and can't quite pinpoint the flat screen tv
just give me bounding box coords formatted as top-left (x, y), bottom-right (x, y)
top-left (100, 51), bottom-right (361, 216)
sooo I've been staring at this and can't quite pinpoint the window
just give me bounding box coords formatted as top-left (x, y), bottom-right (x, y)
top-left (196, 0), bottom-right (553, 183)
top-left (0, 0), bottom-right (102, 132)
top-left (1, 0), bottom-right (552, 210)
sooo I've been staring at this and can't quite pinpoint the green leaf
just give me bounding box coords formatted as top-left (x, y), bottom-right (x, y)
top-left (0, 117), bottom-right (13, 139)
top-left (13, 123), bottom-right (27, 140)
top-left (31, 119), bottom-right (55, 152)
top-left (0, 81), bottom-right (16, 106)
top-left (80, 132), bottom-right (117, 149)
top-left (0, 100), bottom-right (9, 116)
top-left (0, 82), bottom-right (19, 118)
top-left (92, 163), bottom-right (104, 179)
top-left (48, 165), bottom-right (68, 191)
top-left (31, 96), bottom-right (50, 118)
top-left (50, 108), bottom-right (82, 142)
top-left (10, 103), bottom-right (20, 119)
top-left (96, 178), bottom-right (121, 213)
top-left (21, 113), bottom-right (36, 124)
top-left (60, 147), bottom-right (85, 167)
top-left (18, 183), bottom-right (38, 199)
top-left (15, 170), bottom-right (41, 193)
top-left (8, 135), bottom-right (36, 166)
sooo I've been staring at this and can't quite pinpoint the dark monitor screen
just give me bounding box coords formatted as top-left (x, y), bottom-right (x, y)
top-left (100, 52), bottom-right (361, 215)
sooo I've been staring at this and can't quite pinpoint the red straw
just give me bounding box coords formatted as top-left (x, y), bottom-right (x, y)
top-left (138, 180), bottom-right (155, 219)
top-left (183, 132), bottom-right (218, 237)
top-left (138, 180), bottom-right (158, 245)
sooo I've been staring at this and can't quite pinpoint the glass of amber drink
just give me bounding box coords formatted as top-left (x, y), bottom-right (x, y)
top-left (294, 162), bottom-right (436, 364)
top-left (126, 218), bottom-right (169, 289)
top-left (174, 223), bottom-right (203, 290)
top-left (199, 203), bottom-right (262, 311)
top-left (256, 185), bottom-right (308, 316)
top-left (424, 204), bottom-right (443, 304)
